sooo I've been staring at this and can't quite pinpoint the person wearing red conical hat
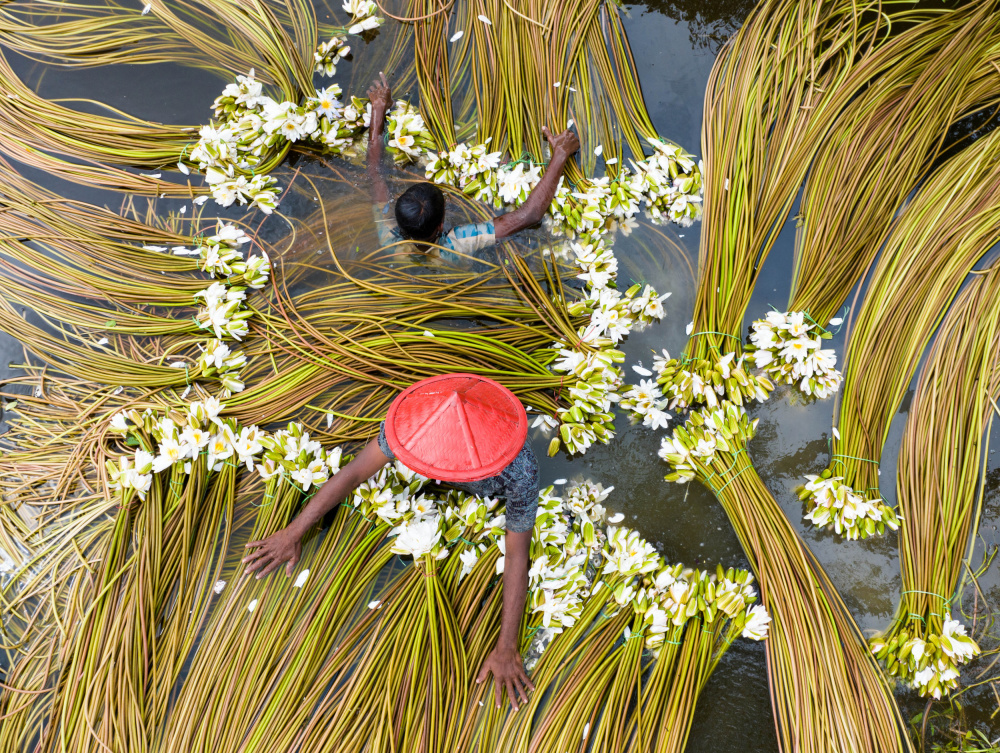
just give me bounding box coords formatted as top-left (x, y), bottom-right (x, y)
top-left (243, 373), bottom-right (539, 710)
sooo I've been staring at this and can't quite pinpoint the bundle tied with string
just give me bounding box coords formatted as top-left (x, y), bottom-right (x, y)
top-left (801, 121), bottom-right (1000, 540)
top-left (658, 400), bottom-right (914, 753)
top-left (870, 265), bottom-right (1000, 698)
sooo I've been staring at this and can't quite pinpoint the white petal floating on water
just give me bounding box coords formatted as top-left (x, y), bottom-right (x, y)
top-left (96, 338), bottom-right (109, 346)
top-left (293, 569), bottom-right (310, 588)
top-left (724, 178), bottom-right (730, 190)
top-left (213, 580), bottom-right (226, 594)
top-left (685, 321), bottom-right (694, 335)
top-left (177, 162), bottom-right (190, 175)
top-left (477, 14), bottom-right (491, 24)
top-left (141, 3), bottom-right (152, 13)
top-left (194, 196), bottom-right (209, 205)
top-left (169, 362), bottom-right (187, 369)
top-left (368, 600), bottom-right (382, 609)
top-left (181, 385), bottom-right (191, 399)
top-left (605, 157), bottom-right (618, 164)
top-left (583, 722), bottom-right (590, 739)
top-left (143, 245), bottom-right (167, 252)
top-left (140, 172), bottom-right (161, 178)
top-left (553, 82), bottom-right (560, 88)
top-left (423, 330), bottom-right (435, 338)
top-left (609, 513), bottom-right (625, 524)
top-left (247, 599), bottom-right (258, 612)
top-left (568, 86), bottom-right (577, 92)
top-left (594, 144), bottom-right (603, 156)
top-left (829, 317), bottom-right (844, 326)
top-left (113, 386), bottom-right (124, 395)
top-left (567, 119), bottom-right (574, 128)
top-left (553, 478), bottom-right (567, 485)
top-left (179, 205), bottom-right (187, 214)
top-left (832, 427), bottom-right (840, 440)
top-left (450, 30), bottom-right (464, 41)
top-left (632, 365), bottom-right (652, 376)
top-left (326, 413), bottom-right (334, 428)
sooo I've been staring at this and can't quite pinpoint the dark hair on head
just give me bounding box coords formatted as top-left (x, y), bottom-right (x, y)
top-left (395, 182), bottom-right (445, 241)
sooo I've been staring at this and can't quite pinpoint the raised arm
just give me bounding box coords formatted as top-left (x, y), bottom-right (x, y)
top-left (242, 441), bottom-right (391, 578)
top-left (493, 126), bottom-right (580, 239)
top-left (366, 72), bottom-right (393, 204)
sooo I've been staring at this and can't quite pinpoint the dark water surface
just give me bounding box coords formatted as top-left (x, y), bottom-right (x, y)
top-left (3, 0), bottom-right (1000, 749)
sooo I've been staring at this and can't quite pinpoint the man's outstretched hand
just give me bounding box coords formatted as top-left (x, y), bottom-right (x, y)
top-left (367, 72), bottom-right (393, 115)
top-left (542, 125), bottom-right (580, 160)
top-left (476, 644), bottom-right (535, 711)
top-left (242, 527), bottom-right (302, 578)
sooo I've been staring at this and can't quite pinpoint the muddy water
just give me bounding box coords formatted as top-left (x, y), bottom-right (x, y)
top-left (3, 0), bottom-right (1000, 749)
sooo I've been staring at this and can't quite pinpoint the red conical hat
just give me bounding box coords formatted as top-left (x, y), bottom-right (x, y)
top-left (385, 373), bottom-right (528, 482)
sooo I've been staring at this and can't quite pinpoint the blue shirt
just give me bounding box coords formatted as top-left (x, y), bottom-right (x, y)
top-left (372, 202), bottom-right (496, 264)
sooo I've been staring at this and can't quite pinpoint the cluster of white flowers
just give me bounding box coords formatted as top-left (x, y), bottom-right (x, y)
top-left (107, 398), bottom-right (241, 498)
top-left (601, 528), bottom-right (770, 652)
top-left (425, 137), bottom-right (702, 238)
top-left (257, 423), bottom-right (345, 490)
top-left (342, 0), bottom-right (383, 33)
top-left (797, 472), bottom-right (900, 540)
top-left (620, 348), bottom-right (772, 432)
top-left (745, 311), bottom-right (842, 399)
top-left (143, 222), bottom-right (268, 395)
top-left (619, 378), bottom-right (671, 431)
top-left (196, 339), bottom-right (247, 396)
top-left (314, 36), bottom-right (351, 77)
top-left (538, 275), bottom-right (670, 455)
top-left (191, 68), bottom-right (435, 211)
top-left (188, 221), bottom-right (271, 290)
top-left (657, 402), bottom-right (758, 485)
top-left (194, 281), bottom-right (252, 341)
top-left (871, 614), bottom-right (980, 698)
top-left (630, 138), bottom-right (703, 227)
top-left (385, 101), bottom-right (436, 164)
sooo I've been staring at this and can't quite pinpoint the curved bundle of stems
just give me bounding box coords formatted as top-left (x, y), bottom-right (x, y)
top-left (657, 403), bottom-right (914, 753)
top-left (809, 126), bottom-right (1000, 524)
top-left (871, 262), bottom-right (1000, 698)
top-left (408, 0), bottom-right (658, 176)
top-left (684, 0), bottom-right (933, 365)
top-left (0, 0), bottom-right (322, 193)
top-left (0, 0), bottom-right (318, 85)
top-left (787, 3), bottom-right (1000, 328)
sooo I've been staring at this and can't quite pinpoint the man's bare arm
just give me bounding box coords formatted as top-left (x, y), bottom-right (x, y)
top-left (493, 126), bottom-right (580, 239)
top-left (242, 441), bottom-right (391, 578)
top-left (475, 529), bottom-right (534, 710)
top-left (366, 72), bottom-right (393, 204)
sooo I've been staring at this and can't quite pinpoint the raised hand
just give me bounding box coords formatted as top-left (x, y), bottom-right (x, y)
top-left (367, 71), bottom-right (393, 114)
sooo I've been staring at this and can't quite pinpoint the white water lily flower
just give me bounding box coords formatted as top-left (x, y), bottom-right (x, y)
top-left (940, 617), bottom-right (979, 662)
top-left (741, 604), bottom-right (771, 640)
top-left (390, 515), bottom-right (442, 559)
top-left (110, 411), bottom-right (130, 433)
